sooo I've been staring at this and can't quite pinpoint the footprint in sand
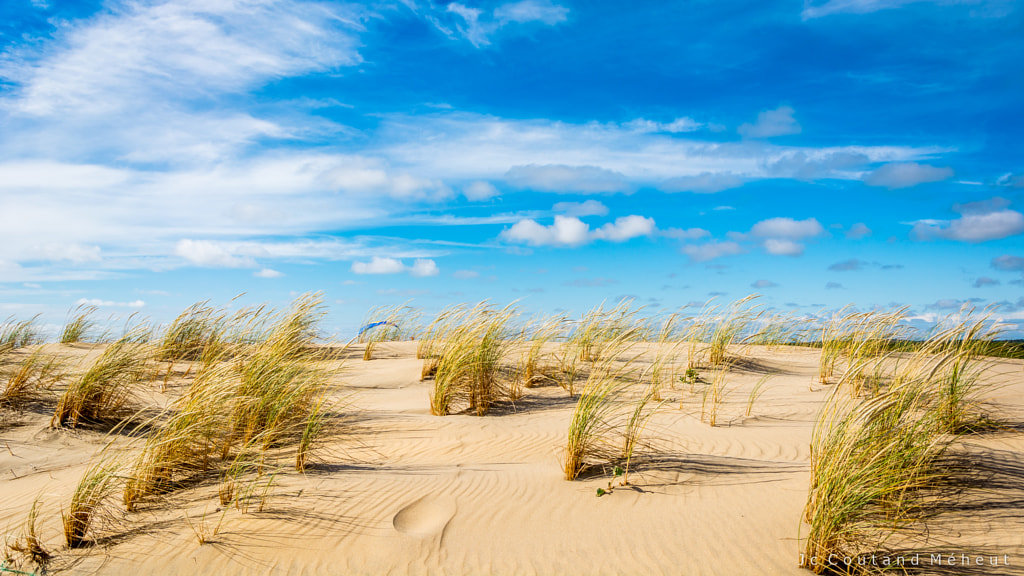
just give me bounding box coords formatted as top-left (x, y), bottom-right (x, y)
top-left (392, 495), bottom-right (456, 538)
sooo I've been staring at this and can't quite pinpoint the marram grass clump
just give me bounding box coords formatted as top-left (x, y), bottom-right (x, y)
top-left (801, 308), bottom-right (1003, 574)
top-left (123, 293), bottom-right (338, 511)
top-left (60, 305), bottom-right (98, 344)
top-left (52, 336), bottom-right (153, 428)
top-left (429, 302), bottom-right (518, 416)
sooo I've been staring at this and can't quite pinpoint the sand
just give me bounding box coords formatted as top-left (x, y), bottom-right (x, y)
top-left (1, 342), bottom-right (1022, 575)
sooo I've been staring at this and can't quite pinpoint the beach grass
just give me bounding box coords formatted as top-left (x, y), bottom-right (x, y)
top-left (60, 306), bottom-right (98, 345)
top-left (52, 335), bottom-right (153, 428)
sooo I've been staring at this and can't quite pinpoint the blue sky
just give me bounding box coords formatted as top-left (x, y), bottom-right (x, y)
top-left (1, 0), bottom-right (1023, 336)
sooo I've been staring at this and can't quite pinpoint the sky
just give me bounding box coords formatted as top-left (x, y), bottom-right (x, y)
top-left (1, 0), bottom-right (1023, 337)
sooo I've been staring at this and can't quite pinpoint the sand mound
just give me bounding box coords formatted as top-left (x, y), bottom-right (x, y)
top-left (1, 341), bottom-right (1021, 575)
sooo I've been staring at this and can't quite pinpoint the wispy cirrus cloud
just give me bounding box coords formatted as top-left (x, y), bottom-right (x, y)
top-left (801, 0), bottom-right (1014, 19)
top-left (427, 0), bottom-right (569, 47)
top-left (378, 113), bottom-right (943, 192)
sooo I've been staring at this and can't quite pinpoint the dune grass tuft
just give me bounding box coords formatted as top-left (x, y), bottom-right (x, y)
top-left (157, 301), bottom-right (224, 362)
top-left (1, 349), bottom-right (65, 409)
top-left (123, 293), bottom-right (337, 511)
top-left (6, 496), bottom-right (51, 566)
top-left (52, 336), bottom-right (152, 428)
top-left (801, 307), bottom-right (1004, 573)
top-left (64, 457), bottom-right (121, 548)
top-left (563, 349), bottom-right (657, 481)
top-left (430, 302), bottom-right (518, 416)
top-left (563, 362), bottom-right (620, 480)
top-left (60, 306), bottom-right (98, 345)
top-left (1, 316), bottom-right (42, 356)
top-left (619, 388), bottom-right (660, 485)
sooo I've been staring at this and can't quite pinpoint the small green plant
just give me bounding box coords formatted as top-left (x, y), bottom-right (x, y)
top-left (595, 466), bottom-right (625, 497)
top-left (682, 368), bottom-right (699, 384)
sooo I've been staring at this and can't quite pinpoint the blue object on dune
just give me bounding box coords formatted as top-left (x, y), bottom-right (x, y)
top-left (358, 320), bottom-right (395, 335)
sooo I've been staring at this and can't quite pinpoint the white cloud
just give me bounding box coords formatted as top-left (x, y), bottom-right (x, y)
top-left (378, 113), bottom-right (945, 192)
top-left (494, 0), bottom-right (570, 25)
top-left (912, 209), bottom-right (1024, 243)
top-left (505, 164), bottom-right (631, 193)
top-left (800, 0), bottom-right (1008, 19)
top-left (0, 161), bottom-right (128, 189)
top-left (751, 279), bottom-right (778, 288)
top-left (175, 239), bottom-right (257, 268)
top-left (553, 200), bottom-right (609, 217)
top-left (447, 3), bottom-right (490, 46)
top-left (846, 222), bottom-right (872, 239)
top-left (0, 0), bottom-right (956, 286)
top-left (592, 215), bottom-right (657, 242)
top-left (501, 215), bottom-right (591, 247)
top-left (659, 172), bottom-right (744, 193)
top-left (75, 298), bottom-right (145, 308)
top-left (3, 0), bottom-right (364, 118)
top-left (681, 241), bottom-right (743, 262)
top-left (22, 243), bottom-right (102, 263)
top-left (740, 217), bottom-right (824, 257)
top-left (321, 156), bottom-right (453, 201)
top-left (624, 117), bottom-right (703, 134)
top-left (500, 214), bottom-right (657, 247)
top-left (992, 254), bottom-right (1024, 272)
top-left (254, 268), bottom-right (283, 278)
top-left (0, 1), bottom-right (364, 169)
top-left (351, 257), bottom-right (408, 275)
top-left (863, 162), bottom-right (953, 189)
top-left (463, 180), bottom-right (500, 201)
top-left (995, 172), bottom-right (1024, 188)
top-left (410, 259), bottom-right (440, 277)
top-left (453, 269), bottom-right (479, 279)
top-left (738, 106), bottom-right (801, 138)
top-left (442, 0), bottom-right (568, 47)
top-left (750, 217), bottom-right (825, 239)
top-left (763, 238), bottom-right (806, 256)
top-left (766, 151), bottom-right (870, 180)
top-left (662, 228), bottom-right (711, 240)
top-left (350, 256), bottom-right (440, 277)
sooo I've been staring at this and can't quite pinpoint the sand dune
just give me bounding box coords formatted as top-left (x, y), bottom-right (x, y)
top-left (1, 342), bottom-right (1022, 575)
